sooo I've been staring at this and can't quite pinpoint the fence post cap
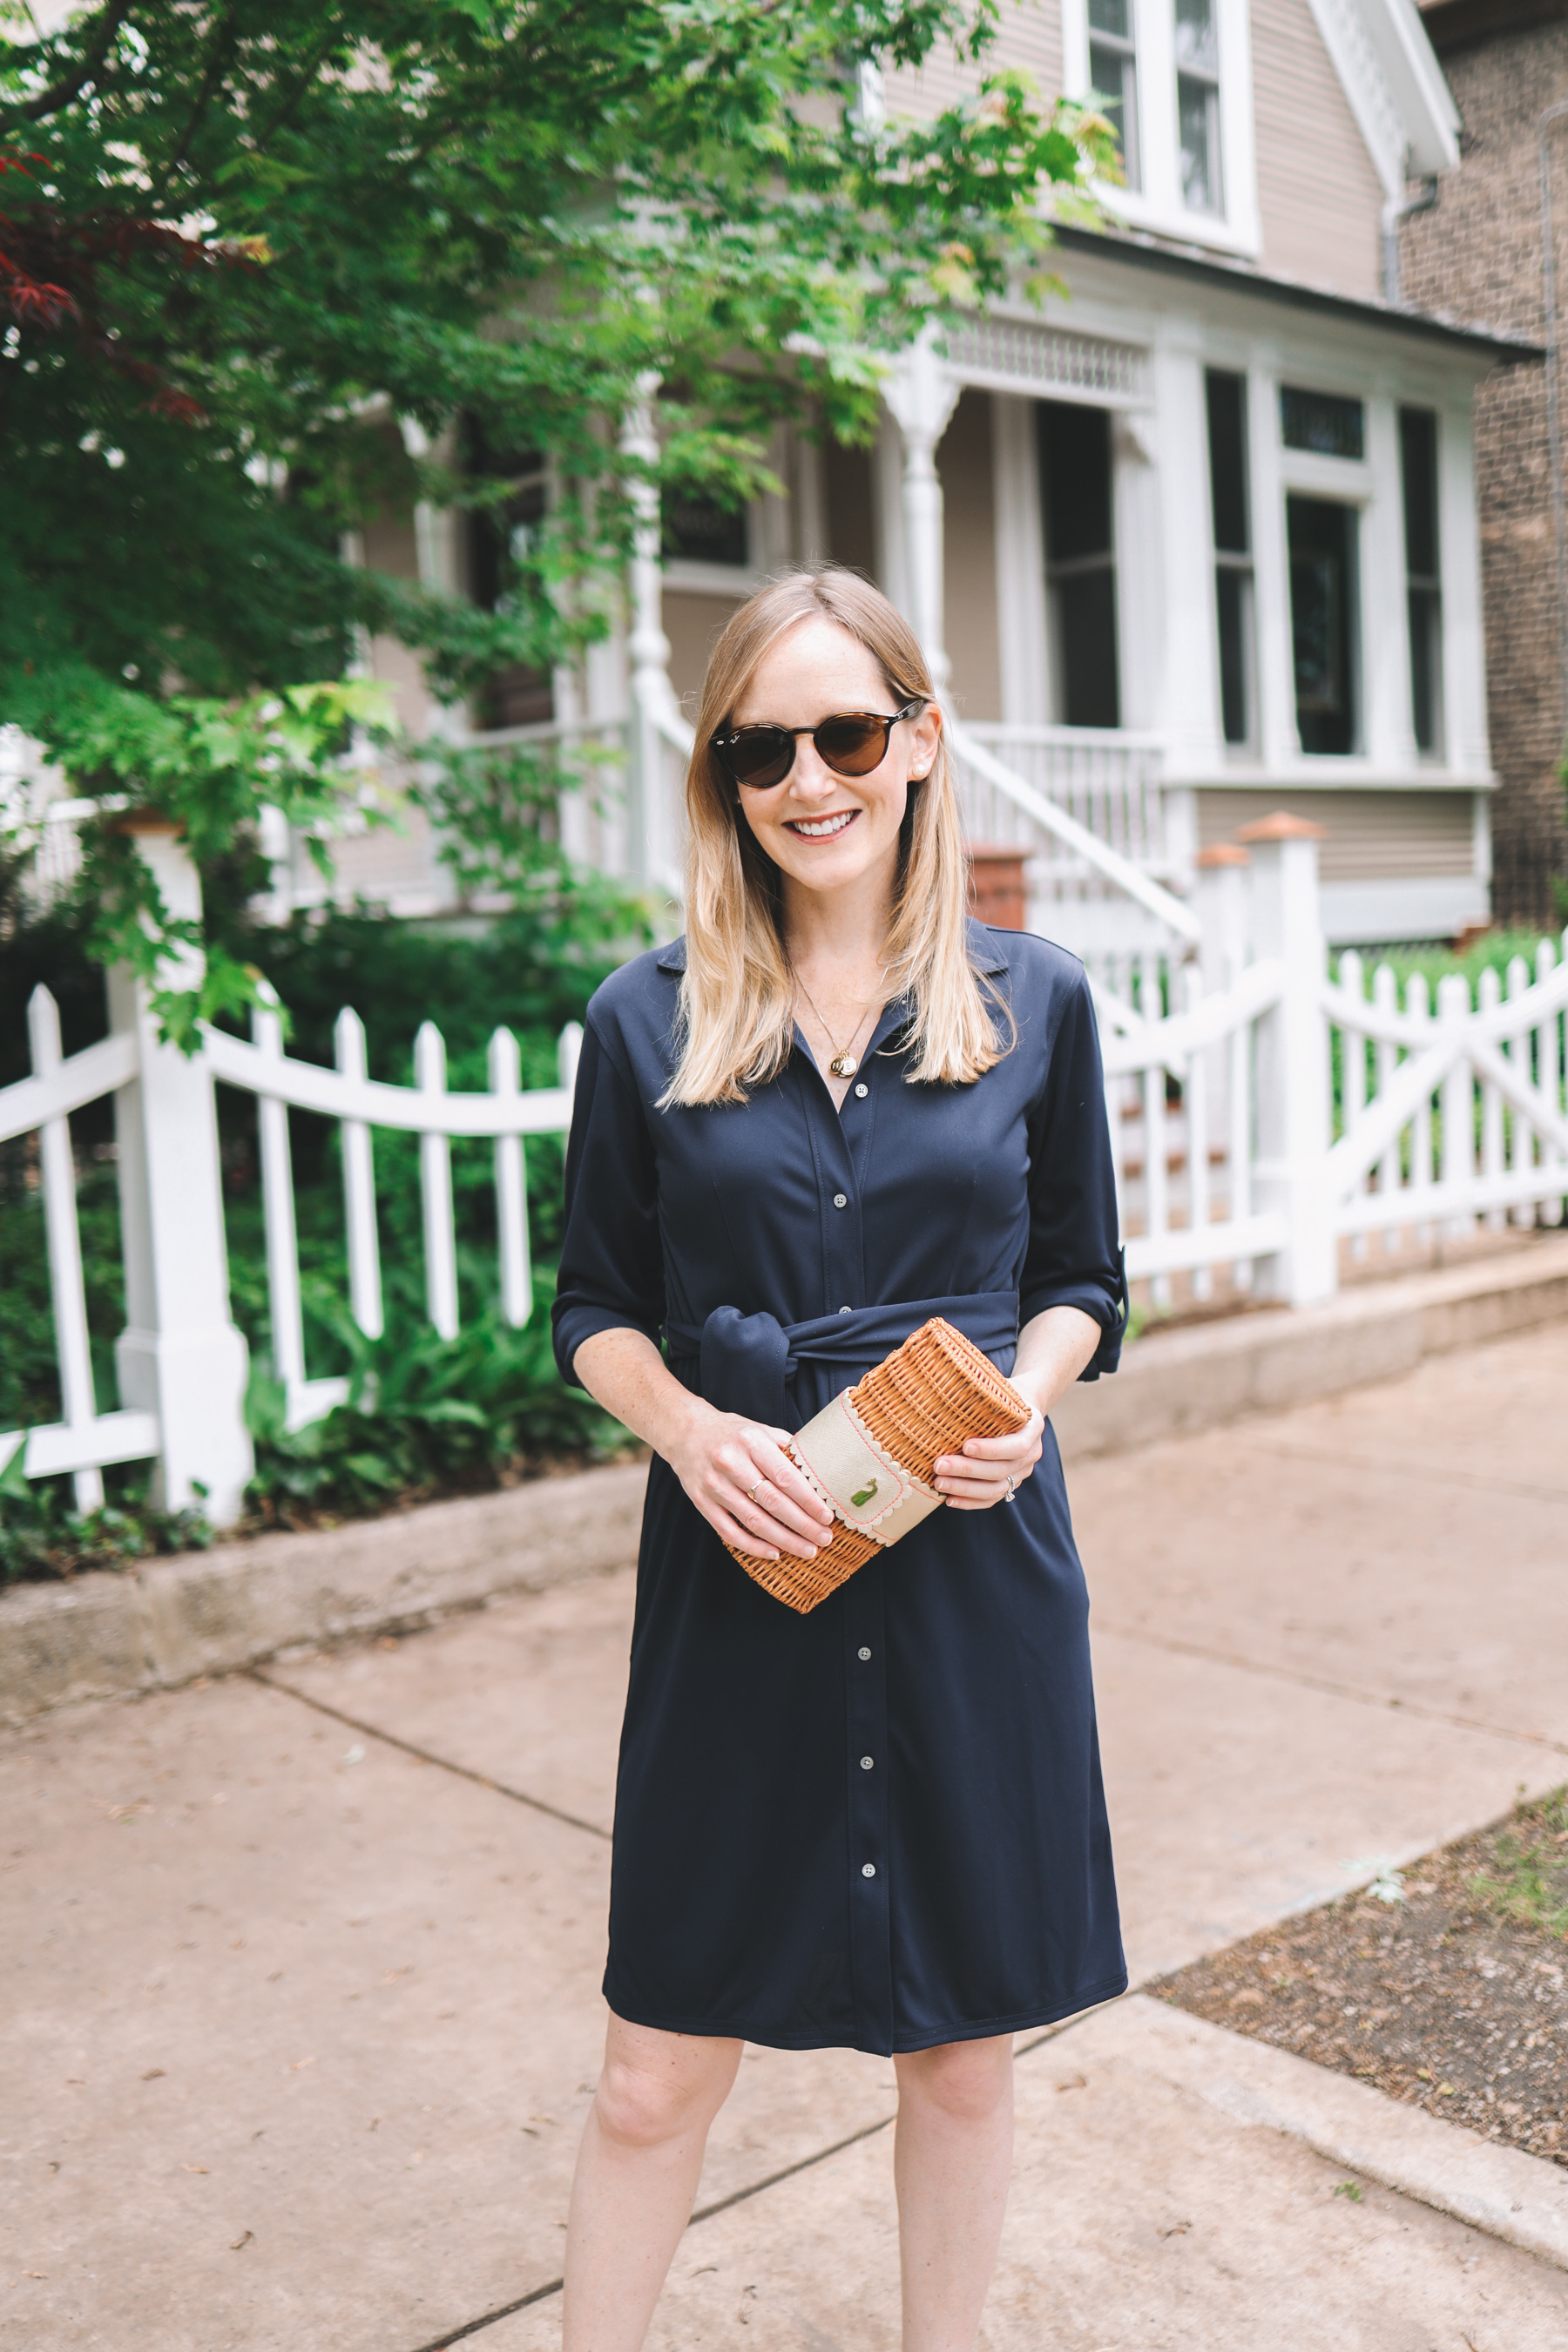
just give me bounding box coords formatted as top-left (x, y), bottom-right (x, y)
top-left (1195, 842), bottom-right (1251, 868)
top-left (1234, 811), bottom-right (1328, 842)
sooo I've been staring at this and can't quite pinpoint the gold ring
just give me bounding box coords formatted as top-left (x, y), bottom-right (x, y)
top-left (747, 1478), bottom-right (763, 1504)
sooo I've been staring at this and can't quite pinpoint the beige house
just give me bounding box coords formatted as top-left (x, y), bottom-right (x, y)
top-left (334, 0), bottom-right (1536, 954)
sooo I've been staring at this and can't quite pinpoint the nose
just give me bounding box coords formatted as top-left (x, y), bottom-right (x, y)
top-left (787, 735), bottom-right (852, 802)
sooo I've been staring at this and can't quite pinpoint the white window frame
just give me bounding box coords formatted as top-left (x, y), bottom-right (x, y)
top-left (1063, 0), bottom-right (1260, 260)
top-left (661, 498), bottom-right (760, 597)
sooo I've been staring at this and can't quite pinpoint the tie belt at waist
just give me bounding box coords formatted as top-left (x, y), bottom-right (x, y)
top-left (664, 1293), bottom-right (1020, 1429)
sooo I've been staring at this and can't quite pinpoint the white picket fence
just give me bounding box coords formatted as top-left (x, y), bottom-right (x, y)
top-left (4, 820), bottom-right (1567, 1528)
top-left (207, 997), bottom-right (584, 1424)
top-left (0, 977), bottom-right (585, 1517)
top-left (1327, 942), bottom-right (1568, 1244)
top-left (1094, 823), bottom-right (1568, 1308)
top-left (0, 824), bottom-right (587, 1521)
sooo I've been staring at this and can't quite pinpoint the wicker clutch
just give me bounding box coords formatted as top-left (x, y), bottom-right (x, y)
top-left (726, 1315), bottom-right (1031, 1613)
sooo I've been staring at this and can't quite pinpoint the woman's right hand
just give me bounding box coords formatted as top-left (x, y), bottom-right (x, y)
top-left (666, 1401), bottom-right (835, 1561)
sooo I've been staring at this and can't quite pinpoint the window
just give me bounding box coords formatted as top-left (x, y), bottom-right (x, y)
top-left (1400, 407), bottom-right (1443, 756)
top-left (1070, 0), bottom-right (1252, 240)
top-left (662, 490), bottom-right (748, 569)
top-left (1280, 386), bottom-right (1365, 461)
top-left (1205, 371), bottom-right (1254, 747)
top-left (1038, 402), bottom-right (1119, 728)
top-left (1089, 0), bottom-right (1141, 194)
top-left (1174, 0), bottom-right (1221, 213)
top-left (1287, 497), bottom-right (1359, 755)
top-left (463, 417), bottom-right (553, 729)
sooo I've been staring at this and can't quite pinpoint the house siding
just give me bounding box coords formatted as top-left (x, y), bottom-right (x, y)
top-left (1252, 0), bottom-right (1384, 299)
top-left (1198, 787), bottom-right (1476, 879)
top-left (882, 0), bottom-right (1063, 122)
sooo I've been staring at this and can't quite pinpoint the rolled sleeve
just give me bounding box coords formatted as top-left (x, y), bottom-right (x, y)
top-left (551, 1014), bottom-right (666, 1388)
top-left (1018, 970), bottom-right (1127, 1381)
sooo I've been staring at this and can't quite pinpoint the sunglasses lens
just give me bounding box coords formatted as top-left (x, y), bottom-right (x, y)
top-left (815, 716), bottom-right (889, 775)
top-left (723, 728), bottom-right (794, 789)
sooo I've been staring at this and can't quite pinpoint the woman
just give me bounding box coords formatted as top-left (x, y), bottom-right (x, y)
top-left (551, 568), bottom-right (1126, 2347)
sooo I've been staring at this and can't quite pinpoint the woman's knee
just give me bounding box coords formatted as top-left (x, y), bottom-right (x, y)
top-left (896, 2035), bottom-right (1013, 2126)
top-left (592, 2021), bottom-right (740, 2152)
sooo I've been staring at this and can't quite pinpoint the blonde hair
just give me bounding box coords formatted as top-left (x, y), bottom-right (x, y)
top-left (662, 568), bottom-right (1011, 1108)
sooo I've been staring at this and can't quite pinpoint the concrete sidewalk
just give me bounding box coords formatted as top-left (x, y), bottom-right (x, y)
top-left (3, 1322), bottom-right (1566, 2349)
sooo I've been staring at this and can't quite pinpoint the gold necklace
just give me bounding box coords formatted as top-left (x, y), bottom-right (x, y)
top-left (792, 965), bottom-right (885, 1079)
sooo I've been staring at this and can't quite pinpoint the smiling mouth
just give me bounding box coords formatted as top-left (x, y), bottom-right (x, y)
top-left (784, 810), bottom-right (860, 841)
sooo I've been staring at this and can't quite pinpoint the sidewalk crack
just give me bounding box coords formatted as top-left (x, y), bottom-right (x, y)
top-left (400, 2113), bottom-right (898, 2350)
top-left (247, 1670), bottom-right (612, 1841)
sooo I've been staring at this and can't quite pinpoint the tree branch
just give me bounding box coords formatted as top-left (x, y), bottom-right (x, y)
top-left (2, 0), bottom-right (137, 127)
top-left (153, 4), bottom-right (243, 202)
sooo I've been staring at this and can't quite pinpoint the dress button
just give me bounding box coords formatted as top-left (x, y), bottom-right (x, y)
top-left (860, 1754), bottom-right (874, 1770)
top-left (854, 1082), bottom-right (868, 1098)
top-left (862, 1862), bottom-right (876, 1878)
top-left (839, 1305), bottom-right (852, 1315)
top-left (833, 1192), bottom-right (848, 1209)
top-left (857, 1646), bottom-right (871, 1661)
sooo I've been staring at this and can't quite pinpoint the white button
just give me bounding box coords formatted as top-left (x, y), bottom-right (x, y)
top-left (860, 1755), bottom-right (874, 1771)
top-left (833, 1193), bottom-right (848, 1209)
top-left (839, 1304), bottom-right (852, 1315)
top-left (857, 1646), bottom-right (871, 1661)
top-left (862, 1862), bottom-right (876, 1878)
top-left (855, 1083), bottom-right (868, 1098)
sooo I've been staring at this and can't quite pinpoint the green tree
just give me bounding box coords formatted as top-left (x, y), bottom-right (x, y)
top-left (1, 0), bottom-right (1109, 1017)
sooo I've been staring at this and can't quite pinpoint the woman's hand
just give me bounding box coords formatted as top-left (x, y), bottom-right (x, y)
top-left (666, 1401), bottom-right (835, 1563)
top-left (930, 1302), bottom-right (1103, 1511)
top-left (933, 1408), bottom-right (1044, 1511)
top-left (573, 1329), bottom-right (834, 1562)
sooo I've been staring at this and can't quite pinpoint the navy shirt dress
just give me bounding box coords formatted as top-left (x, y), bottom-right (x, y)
top-left (551, 919), bottom-right (1128, 2058)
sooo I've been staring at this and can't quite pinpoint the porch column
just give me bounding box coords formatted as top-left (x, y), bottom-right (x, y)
top-left (620, 380), bottom-right (676, 890)
top-left (885, 335), bottom-right (962, 693)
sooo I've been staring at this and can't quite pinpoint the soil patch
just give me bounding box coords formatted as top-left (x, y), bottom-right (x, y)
top-left (1150, 1788), bottom-right (1568, 2169)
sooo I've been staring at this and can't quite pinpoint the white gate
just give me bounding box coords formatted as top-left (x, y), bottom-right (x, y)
top-left (1326, 943), bottom-right (1568, 1246)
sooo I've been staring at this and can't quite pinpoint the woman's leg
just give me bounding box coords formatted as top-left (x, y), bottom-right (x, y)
top-left (892, 2034), bottom-right (1015, 2352)
top-left (561, 2012), bottom-right (743, 2352)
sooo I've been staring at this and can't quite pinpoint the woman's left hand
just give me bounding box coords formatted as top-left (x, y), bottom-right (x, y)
top-left (933, 1407), bottom-right (1044, 1511)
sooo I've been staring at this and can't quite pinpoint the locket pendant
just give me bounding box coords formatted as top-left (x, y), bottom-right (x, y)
top-left (828, 1052), bottom-right (859, 1078)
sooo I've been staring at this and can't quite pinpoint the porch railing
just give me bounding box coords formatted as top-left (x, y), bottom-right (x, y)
top-left (946, 719), bottom-right (1200, 954)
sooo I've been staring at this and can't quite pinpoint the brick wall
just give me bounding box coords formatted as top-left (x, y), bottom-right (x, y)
top-left (1401, 12), bottom-right (1568, 928)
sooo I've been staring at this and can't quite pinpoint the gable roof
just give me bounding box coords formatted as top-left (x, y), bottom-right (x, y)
top-left (1310, 0), bottom-right (1462, 193)
top-left (1053, 221), bottom-right (1541, 362)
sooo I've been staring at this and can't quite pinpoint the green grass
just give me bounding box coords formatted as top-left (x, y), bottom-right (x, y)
top-left (1468, 1787), bottom-right (1568, 1943)
top-left (1334, 929), bottom-right (1560, 1004)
